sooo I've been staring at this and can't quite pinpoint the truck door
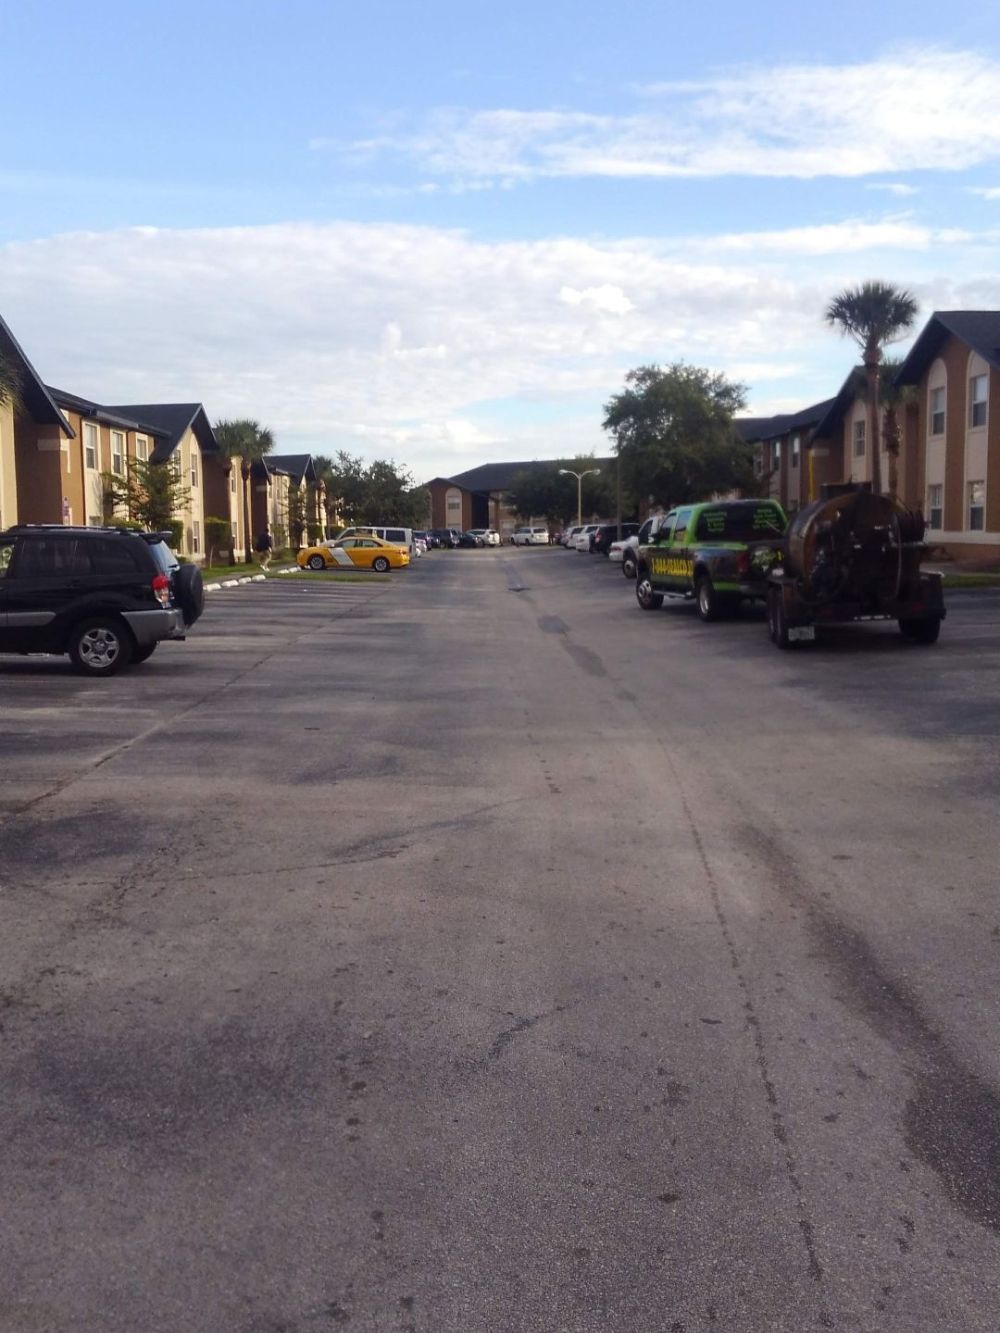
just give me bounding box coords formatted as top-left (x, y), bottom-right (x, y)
top-left (647, 513), bottom-right (676, 590)
top-left (665, 508), bottom-right (694, 593)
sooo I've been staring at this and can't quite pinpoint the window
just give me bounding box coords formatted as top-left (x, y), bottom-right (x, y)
top-left (928, 485), bottom-right (944, 530)
top-left (230, 470), bottom-right (237, 493)
top-left (84, 422), bottom-right (98, 470)
top-left (90, 539), bottom-right (140, 574)
top-left (191, 520), bottom-right (201, 553)
top-left (232, 520), bottom-right (238, 539)
top-left (111, 431), bottom-right (125, 476)
top-left (772, 440), bottom-right (782, 464)
top-left (970, 374), bottom-right (988, 429)
top-left (853, 419), bottom-right (866, 458)
top-left (16, 537), bottom-right (91, 578)
top-left (694, 503), bottom-right (785, 542)
top-left (135, 435), bottom-right (149, 463)
top-left (926, 485), bottom-right (943, 530)
top-left (0, 540), bottom-right (13, 577)
top-left (930, 386), bottom-right (945, 436)
top-left (672, 508), bottom-right (692, 540)
top-left (191, 453), bottom-right (199, 487)
top-left (968, 481), bottom-right (985, 531)
top-left (791, 435), bottom-right (800, 467)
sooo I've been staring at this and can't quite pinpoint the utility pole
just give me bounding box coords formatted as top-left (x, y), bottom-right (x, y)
top-left (558, 467), bottom-right (601, 527)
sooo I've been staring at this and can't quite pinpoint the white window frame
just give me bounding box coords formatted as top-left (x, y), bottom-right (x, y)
top-left (191, 452), bottom-right (199, 488)
top-left (111, 430), bottom-right (125, 477)
top-left (926, 484), bottom-right (943, 530)
top-left (84, 421), bottom-right (98, 470)
top-left (967, 480), bottom-right (986, 532)
top-left (772, 439), bottom-right (782, 463)
top-left (791, 435), bottom-right (800, 467)
top-left (192, 520), bottom-right (201, 554)
top-left (970, 374), bottom-right (988, 429)
top-left (853, 419), bottom-right (866, 458)
top-left (930, 386), bottom-right (945, 436)
top-left (135, 435), bottom-right (149, 464)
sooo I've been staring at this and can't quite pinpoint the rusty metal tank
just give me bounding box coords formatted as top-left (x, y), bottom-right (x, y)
top-left (784, 485), bottom-right (926, 608)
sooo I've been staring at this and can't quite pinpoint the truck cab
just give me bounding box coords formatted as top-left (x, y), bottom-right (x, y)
top-left (635, 499), bottom-right (787, 620)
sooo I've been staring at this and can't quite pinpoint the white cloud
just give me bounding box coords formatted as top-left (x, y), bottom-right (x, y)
top-left (1, 218), bottom-right (998, 480)
top-left (332, 47), bottom-right (1000, 182)
top-left (865, 183), bottom-right (919, 196)
top-left (969, 186), bottom-right (1000, 200)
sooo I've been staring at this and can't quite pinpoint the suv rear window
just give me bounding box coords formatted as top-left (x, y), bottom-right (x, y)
top-left (147, 540), bottom-right (180, 574)
top-left (694, 503), bottom-right (785, 541)
top-left (90, 539), bottom-right (142, 574)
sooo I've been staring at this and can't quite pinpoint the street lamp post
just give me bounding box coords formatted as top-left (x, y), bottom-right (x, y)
top-left (558, 467), bottom-right (601, 528)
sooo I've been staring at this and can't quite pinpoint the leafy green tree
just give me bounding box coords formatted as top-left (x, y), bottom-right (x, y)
top-left (312, 454), bottom-right (339, 534)
top-left (287, 484), bottom-right (308, 549)
top-left (825, 281), bottom-right (918, 495)
top-left (102, 457), bottom-right (191, 532)
top-left (508, 456), bottom-right (617, 528)
top-left (205, 515), bottom-right (233, 566)
top-left (214, 418), bottom-right (275, 562)
top-left (603, 363), bottom-right (752, 508)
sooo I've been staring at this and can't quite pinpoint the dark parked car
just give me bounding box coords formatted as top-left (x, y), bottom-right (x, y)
top-left (415, 529), bottom-right (438, 549)
top-left (591, 522), bottom-right (640, 556)
top-left (456, 531), bottom-right (482, 548)
top-left (0, 524), bottom-right (203, 676)
top-left (429, 528), bottom-right (461, 549)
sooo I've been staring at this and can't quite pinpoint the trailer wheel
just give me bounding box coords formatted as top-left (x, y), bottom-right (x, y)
top-left (768, 588), bottom-right (795, 650)
top-left (899, 617), bottom-right (942, 644)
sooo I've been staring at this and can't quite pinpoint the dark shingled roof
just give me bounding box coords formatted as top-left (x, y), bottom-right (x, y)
top-left (735, 397), bottom-right (838, 444)
top-left (268, 453), bottom-right (315, 484)
top-left (446, 457), bottom-right (614, 494)
top-left (47, 387), bottom-right (167, 440)
top-left (0, 316), bottom-right (74, 435)
top-left (894, 311), bottom-right (1000, 386)
top-left (102, 403), bottom-right (218, 464)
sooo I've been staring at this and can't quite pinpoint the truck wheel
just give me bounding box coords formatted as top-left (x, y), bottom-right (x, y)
top-left (695, 575), bottom-right (721, 622)
top-left (899, 617), bottom-right (942, 644)
top-left (622, 553), bottom-right (637, 579)
top-left (635, 574), bottom-right (663, 611)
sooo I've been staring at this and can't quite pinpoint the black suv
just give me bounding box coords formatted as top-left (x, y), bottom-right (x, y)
top-left (591, 522), bottom-right (640, 556)
top-left (0, 525), bottom-right (204, 676)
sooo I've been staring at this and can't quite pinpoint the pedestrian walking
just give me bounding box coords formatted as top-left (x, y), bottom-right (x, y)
top-left (255, 527), bottom-right (274, 571)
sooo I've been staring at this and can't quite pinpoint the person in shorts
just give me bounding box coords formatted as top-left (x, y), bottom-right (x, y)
top-left (255, 528), bottom-right (274, 571)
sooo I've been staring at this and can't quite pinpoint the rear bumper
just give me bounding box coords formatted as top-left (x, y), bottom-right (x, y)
top-left (122, 607), bottom-right (187, 646)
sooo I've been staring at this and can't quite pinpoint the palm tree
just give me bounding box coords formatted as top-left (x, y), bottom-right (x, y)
top-left (825, 281), bottom-right (918, 495)
top-left (214, 418), bottom-right (275, 563)
top-left (875, 356), bottom-right (918, 498)
top-left (0, 350), bottom-right (22, 409)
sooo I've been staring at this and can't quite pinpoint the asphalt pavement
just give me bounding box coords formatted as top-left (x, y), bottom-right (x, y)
top-left (1, 552), bottom-right (998, 1332)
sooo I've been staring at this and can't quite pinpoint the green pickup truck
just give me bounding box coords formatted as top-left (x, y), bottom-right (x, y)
top-left (635, 499), bottom-right (787, 620)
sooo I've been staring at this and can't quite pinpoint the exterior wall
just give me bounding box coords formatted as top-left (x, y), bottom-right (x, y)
top-left (269, 472), bottom-right (291, 545)
top-left (170, 428), bottom-right (207, 560)
top-left (13, 414), bottom-right (67, 524)
top-left (0, 399), bottom-right (18, 528)
top-left (202, 454), bottom-right (237, 561)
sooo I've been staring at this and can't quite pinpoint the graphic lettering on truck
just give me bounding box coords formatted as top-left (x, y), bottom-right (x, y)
top-left (651, 556), bottom-right (691, 577)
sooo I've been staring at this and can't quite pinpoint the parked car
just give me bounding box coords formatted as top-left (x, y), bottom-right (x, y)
top-left (571, 524), bottom-right (601, 551)
top-left (592, 522), bottom-right (640, 556)
top-left (297, 535), bottom-right (410, 572)
top-left (0, 524), bottom-right (203, 676)
top-left (414, 530), bottom-right (434, 550)
top-left (456, 532), bottom-right (483, 548)
top-left (430, 528), bottom-right (461, 549)
top-left (612, 518), bottom-right (654, 579)
top-left (560, 525), bottom-right (584, 547)
top-left (511, 526), bottom-right (550, 545)
top-left (467, 528), bottom-right (500, 546)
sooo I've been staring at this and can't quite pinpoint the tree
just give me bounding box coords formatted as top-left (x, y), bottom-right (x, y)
top-left (287, 484), bottom-right (307, 549)
top-left (101, 456), bottom-right (191, 533)
top-left (874, 356), bottom-right (918, 499)
top-left (312, 454), bottom-right (339, 534)
top-left (0, 350), bottom-right (21, 410)
top-left (825, 281), bottom-right (918, 496)
top-left (205, 515), bottom-right (233, 566)
top-left (602, 363), bottom-right (752, 509)
top-left (323, 452), bottom-right (426, 527)
top-left (507, 456), bottom-right (616, 528)
top-left (214, 418), bottom-right (275, 563)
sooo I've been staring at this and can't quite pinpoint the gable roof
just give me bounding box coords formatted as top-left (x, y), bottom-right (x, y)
top-left (102, 402), bottom-right (218, 463)
top-left (735, 397), bottom-right (838, 445)
top-left (0, 315), bottom-right (74, 436)
top-left (894, 311), bottom-right (1000, 386)
top-left (445, 457), bottom-right (615, 494)
top-left (268, 453), bottom-right (315, 484)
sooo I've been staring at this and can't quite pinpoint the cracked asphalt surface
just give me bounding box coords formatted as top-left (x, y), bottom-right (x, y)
top-left (1, 553), bottom-right (998, 1331)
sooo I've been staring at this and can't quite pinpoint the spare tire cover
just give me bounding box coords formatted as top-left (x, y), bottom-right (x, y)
top-left (174, 564), bottom-right (205, 626)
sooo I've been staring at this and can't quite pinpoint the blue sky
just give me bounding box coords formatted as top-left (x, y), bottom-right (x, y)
top-left (3, 1), bottom-right (1000, 478)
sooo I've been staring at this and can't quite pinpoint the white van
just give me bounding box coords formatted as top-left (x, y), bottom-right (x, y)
top-left (511, 525), bottom-right (549, 546)
top-left (336, 525), bottom-right (414, 553)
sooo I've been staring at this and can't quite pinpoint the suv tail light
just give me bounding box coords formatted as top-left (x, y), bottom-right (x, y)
top-left (152, 573), bottom-right (171, 606)
top-left (736, 552), bottom-right (750, 576)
